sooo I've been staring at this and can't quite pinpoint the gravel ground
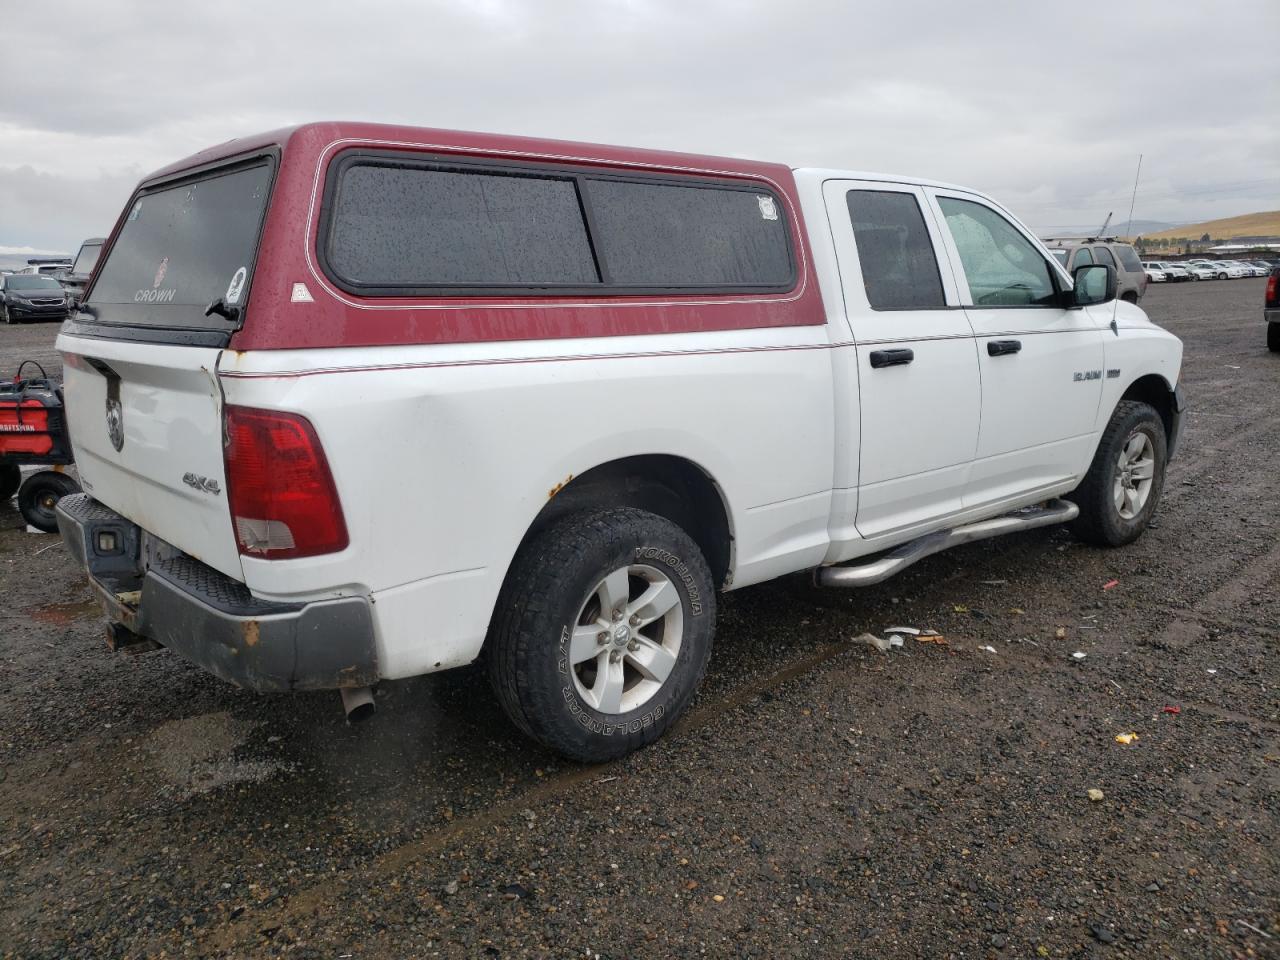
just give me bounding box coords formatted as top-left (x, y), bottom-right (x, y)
top-left (1, 280), bottom-right (1276, 959)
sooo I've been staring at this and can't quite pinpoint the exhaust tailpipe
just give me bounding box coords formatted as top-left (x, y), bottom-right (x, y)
top-left (340, 686), bottom-right (376, 724)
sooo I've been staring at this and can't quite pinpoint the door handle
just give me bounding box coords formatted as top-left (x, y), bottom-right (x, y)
top-left (869, 348), bottom-right (914, 369)
top-left (987, 339), bottom-right (1022, 357)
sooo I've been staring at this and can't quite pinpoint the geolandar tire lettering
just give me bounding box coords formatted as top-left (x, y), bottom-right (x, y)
top-left (486, 507), bottom-right (715, 763)
top-left (1067, 400), bottom-right (1168, 547)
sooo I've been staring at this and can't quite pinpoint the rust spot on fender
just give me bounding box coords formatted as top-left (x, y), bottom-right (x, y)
top-left (548, 474), bottom-right (574, 499)
top-left (243, 620), bottom-right (260, 647)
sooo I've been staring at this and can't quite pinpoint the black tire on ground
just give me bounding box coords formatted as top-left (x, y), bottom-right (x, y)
top-left (486, 507), bottom-right (716, 763)
top-left (18, 471), bottom-right (80, 533)
top-left (1122, 292), bottom-right (1138, 303)
top-left (1218, 272), bottom-right (1227, 280)
top-left (1, 304), bottom-right (12, 324)
top-left (1268, 322), bottom-right (1280, 353)
top-left (1067, 401), bottom-right (1167, 547)
top-left (0, 464), bottom-right (20, 501)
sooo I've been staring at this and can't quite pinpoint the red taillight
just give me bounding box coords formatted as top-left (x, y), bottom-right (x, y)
top-left (223, 406), bottom-right (348, 559)
top-left (1267, 273), bottom-right (1278, 306)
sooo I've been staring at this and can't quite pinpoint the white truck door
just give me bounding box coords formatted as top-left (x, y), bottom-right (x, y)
top-left (926, 190), bottom-right (1106, 509)
top-left (823, 180), bottom-right (981, 542)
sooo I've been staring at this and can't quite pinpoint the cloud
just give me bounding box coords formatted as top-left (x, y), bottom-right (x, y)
top-left (1, 0), bottom-right (1277, 250)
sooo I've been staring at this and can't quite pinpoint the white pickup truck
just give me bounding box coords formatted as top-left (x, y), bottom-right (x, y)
top-left (54, 122), bottom-right (1184, 761)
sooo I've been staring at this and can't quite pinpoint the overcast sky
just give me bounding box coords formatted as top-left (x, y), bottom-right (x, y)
top-left (2, 0), bottom-right (1277, 254)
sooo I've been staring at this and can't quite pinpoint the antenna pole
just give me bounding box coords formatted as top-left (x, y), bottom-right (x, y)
top-left (1124, 154), bottom-right (1143, 238)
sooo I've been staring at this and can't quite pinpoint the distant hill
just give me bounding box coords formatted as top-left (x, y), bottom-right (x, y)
top-left (1141, 210), bottom-right (1280, 242)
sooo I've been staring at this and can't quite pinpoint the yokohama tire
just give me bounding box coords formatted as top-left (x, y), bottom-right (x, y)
top-left (486, 507), bottom-right (715, 763)
top-left (1068, 401), bottom-right (1167, 547)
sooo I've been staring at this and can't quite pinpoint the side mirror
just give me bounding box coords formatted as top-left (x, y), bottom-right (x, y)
top-left (1071, 263), bottom-right (1116, 307)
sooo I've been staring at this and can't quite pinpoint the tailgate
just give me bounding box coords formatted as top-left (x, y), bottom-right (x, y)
top-left (58, 333), bottom-right (243, 581)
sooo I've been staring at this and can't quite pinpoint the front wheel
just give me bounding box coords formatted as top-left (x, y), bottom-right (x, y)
top-left (1218, 272), bottom-right (1227, 280)
top-left (487, 507), bottom-right (716, 763)
top-left (1068, 401), bottom-right (1167, 547)
top-left (18, 471), bottom-right (80, 532)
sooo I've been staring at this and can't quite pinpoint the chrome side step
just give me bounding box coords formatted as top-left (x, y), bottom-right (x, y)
top-left (814, 499), bottom-right (1079, 588)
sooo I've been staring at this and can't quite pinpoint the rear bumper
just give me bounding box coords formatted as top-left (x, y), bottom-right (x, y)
top-left (55, 493), bottom-right (378, 692)
top-left (1266, 307), bottom-right (1280, 324)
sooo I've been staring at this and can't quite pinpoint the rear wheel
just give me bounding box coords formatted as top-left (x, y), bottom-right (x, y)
top-left (487, 507), bottom-right (716, 762)
top-left (0, 464), bottom-right (20, 501)
top-left (1218, 272), bottom-right (1227, 280)
top-left (1269, 322), bottom-right (1280, 353)
top-left (18, 471), bottom-right (80, 533)
top-left (1068, 401), bottom-right (1167, 547)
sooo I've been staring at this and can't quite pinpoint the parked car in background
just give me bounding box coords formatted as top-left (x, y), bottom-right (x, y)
top-left (1143, 261), bottom-right (1192, 282)
top-left (54, 121), bottom-right (1184, 762)
top-left (1267, 265), bottom-right (1279, 352)
top-left (58, 237), bottom-right (106, 307)
top-left (1194, 260), bottom-right (1246, 279)
top-left (1142, 263), bottom-right (1167, 282)
top-left (1045, 238), bottom-right (1148, 301)
top-left (1179, 262), bottom-right (1218, 281)
top-left (1234, 261), bottom-right (1268, 278)
top-left (0, 274), bottom-right (71, 323)
top-left (20, 259), bottom-right (72, 278)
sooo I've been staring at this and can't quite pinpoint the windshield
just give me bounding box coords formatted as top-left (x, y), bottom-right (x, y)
top-left (71, 241), bottom-right (103, 276)
top-left (6, 275), bottom-right (64, 291)
top-left (87, 158), bottom-right (273, 331)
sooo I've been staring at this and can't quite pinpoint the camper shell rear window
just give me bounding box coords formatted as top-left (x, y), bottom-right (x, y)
top-left (317, 151), bottom-right (797, 298)
top-left (81, 153), bottom-right (276, 340)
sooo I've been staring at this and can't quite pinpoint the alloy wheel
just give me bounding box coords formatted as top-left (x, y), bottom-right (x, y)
top-left (1113, 431), bottom-right (1156, 520)
top-left (567, 563), bottom-right (684, 715)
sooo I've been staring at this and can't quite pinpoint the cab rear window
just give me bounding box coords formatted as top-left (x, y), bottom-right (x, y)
top-left (87, 158), bottom-right (274, 331)
top-left (318, 152), bottom-right (796, 297)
